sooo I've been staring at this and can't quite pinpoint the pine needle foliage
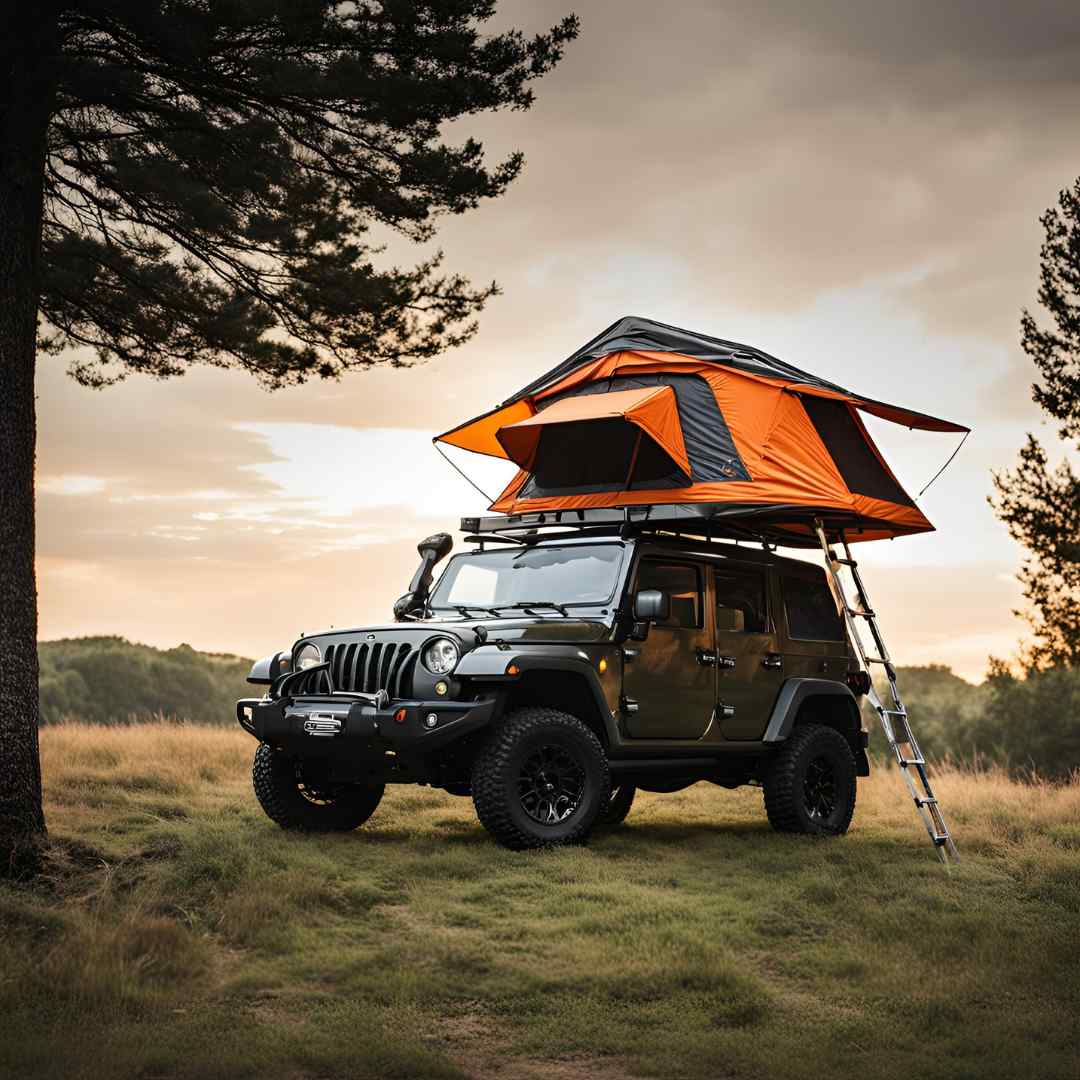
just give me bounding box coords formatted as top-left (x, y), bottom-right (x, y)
top-left (39, 0), bottom-right (579, 387)
top-left (992, 178), bottom-right (1080, 668)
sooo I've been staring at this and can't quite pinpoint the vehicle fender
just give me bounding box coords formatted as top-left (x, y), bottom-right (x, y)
top-left (456, 644), bottom-right (617, 737)
top-left (762, 678), bottom-right (863, 744)
top-left (246, 650), bottom-right (290, 686)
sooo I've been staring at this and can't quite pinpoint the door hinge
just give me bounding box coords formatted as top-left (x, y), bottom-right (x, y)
top-left (620, 696), bottom-right (639, 715)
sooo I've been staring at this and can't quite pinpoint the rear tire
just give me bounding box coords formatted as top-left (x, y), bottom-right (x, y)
top-left (597, 784), bottom-right (636, 825)
top-left (471, 707), bottom-right (610, 851)
top-left (252, 744), bottom-right (384, 832)
top-left (763, 724), bottom-right (856, 836)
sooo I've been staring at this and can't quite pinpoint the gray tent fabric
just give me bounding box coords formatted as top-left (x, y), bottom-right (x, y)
top-left (506, 315), bottom-right (963, 434)
top-left (510, 315), bottom-right (850, 401)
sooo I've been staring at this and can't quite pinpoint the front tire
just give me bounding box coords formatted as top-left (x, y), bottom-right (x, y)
top-left (471, 707), bottom-right (610, 851)
top-left (763, 724), bottom-right (856, 836)
top-left (252, 744), bottom-right (384, 832)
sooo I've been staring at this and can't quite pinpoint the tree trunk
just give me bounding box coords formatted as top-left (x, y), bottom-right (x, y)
top-left (0, 7), bottom-right (58, 876)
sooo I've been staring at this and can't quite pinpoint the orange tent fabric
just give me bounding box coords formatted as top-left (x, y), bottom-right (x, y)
top-left (435, 317), bottom-right (969, 544)
top-left (495, 385), bottom-right (691, 477)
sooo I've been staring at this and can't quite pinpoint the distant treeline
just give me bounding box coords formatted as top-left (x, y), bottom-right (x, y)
top-left (867, 663), bottom-right (1079, 780)
top-left (39, 637), bottom-right (253, 727)
top-left (39, 637), bottom-right (1079, 779)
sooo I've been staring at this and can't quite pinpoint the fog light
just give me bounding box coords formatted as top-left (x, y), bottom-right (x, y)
top-left (434, 680), bottom-right (448, 696)
top-left (424, 712), bottom-right (438, 729)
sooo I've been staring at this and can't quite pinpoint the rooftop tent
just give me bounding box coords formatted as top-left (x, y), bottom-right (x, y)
top-left (436, 317), bottom-right (969, 545)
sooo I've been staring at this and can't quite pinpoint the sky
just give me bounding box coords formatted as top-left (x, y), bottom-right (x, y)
top-left (34, 0), bottom-right (1080, 682)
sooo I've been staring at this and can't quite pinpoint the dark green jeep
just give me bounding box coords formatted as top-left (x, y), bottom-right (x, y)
top-left (238, 518), bottom-right (871, 850)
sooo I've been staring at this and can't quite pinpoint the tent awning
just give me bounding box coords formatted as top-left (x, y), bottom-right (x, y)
top-left (495, 385), bottom-right (691, 477)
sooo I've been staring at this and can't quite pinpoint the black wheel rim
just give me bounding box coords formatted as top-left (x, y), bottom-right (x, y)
top-left (803, 755), bottom-right (838, 820)
top-left (294, 762), bottom-right (335, 806)
top-left (518, 743), bottom-right (586, 825)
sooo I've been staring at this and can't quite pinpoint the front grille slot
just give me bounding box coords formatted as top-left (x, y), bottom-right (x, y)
top-left (316, 639), bottom-right (417, 698)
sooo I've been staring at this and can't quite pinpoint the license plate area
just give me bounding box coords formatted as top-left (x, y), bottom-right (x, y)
top-left (302, 713), bottom-right (342, 737)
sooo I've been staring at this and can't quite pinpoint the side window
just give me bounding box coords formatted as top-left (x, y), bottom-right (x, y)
top-left (636, 561), bottom-right (702, 629)
top-left (714, 566), bottom-right (769, 633)
top-left (783, 575), bottom-right (845, 641)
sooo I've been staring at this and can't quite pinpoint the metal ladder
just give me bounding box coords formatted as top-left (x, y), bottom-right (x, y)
top-left (813, 520), bottom-right (959, 865)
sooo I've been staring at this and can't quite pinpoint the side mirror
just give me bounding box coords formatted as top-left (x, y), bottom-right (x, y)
top-left (633, 589), bottom-right (670, 622)
top-left (716, 606), bottom-right (745, 633)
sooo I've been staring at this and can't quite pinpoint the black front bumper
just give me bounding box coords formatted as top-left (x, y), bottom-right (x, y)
top-left (236, 692), bottom-right (498, 779)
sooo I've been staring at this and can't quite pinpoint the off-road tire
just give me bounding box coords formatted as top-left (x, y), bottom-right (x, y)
top-left (597, 784), bottom-right (636, 826)
top-left (252, 744), bottom-right (384, 832)
top-left (763, 723), bottom-right (856, 837)
top-left (471, 707), bottom-right (610, 851)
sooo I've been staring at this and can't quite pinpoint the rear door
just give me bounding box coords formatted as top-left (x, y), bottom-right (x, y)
top-left (622, 558), bottom-right (714, 739)
top-left (712, 563), bottom-right (784, 740)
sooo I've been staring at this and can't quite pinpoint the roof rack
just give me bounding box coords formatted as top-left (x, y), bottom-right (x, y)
top-left (460, 507), bottom-right (791, 549)
top-left (460, 505), bottom-right (883, 550)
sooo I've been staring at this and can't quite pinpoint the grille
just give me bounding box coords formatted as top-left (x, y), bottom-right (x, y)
top-left (298, 640), bottom-right (417, 698)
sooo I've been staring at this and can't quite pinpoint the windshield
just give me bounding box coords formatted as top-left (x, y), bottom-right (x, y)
top-left (429, 544), bottom-right (624, 610)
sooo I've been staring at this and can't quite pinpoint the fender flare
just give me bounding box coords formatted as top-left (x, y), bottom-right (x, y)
top-left (455, 646), bottom-right (616, 740)
top-left (762, 678), bottom-right (862, 744)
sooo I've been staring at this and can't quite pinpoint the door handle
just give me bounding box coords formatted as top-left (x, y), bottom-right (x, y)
top-left (762, 653), bottom-right (783, 669)
top-left (697, 649), bottom-right (717, 666)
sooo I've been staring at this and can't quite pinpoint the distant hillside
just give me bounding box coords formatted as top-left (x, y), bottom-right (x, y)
top-left (38, 637), bottom-right (254, 726)
top-left (867, 664), bottom-right (990, 760)
top-left (35, 640), bottom-right (1076, 776)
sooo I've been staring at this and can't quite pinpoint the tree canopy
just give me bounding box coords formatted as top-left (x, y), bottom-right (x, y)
top-left (41, 0), bottom-right (579, 387)
top-left (992, 177), bottom-right (1080, 668)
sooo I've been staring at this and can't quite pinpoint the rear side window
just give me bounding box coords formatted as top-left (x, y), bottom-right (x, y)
top-left (783, 575), bottom-right (845, 641)
top-left (714, 566), bottom-right (769, 633)
top-left (636, 561), bottom-right (702, 629)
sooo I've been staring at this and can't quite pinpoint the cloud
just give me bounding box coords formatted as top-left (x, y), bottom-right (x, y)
top-left (36, 0), bottom-right (1080, 671)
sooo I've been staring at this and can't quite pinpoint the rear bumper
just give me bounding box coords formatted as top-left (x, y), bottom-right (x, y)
top-left (236, 692), bottom-right (497, 771)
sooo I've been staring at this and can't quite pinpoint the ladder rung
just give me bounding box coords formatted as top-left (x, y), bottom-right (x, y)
top-left (846, 606), bottom-right (875, 618)
top-left (932, 835), bottom-right (950, 847)
top-left (865, 656), bottom-right (889, 665)
top-left (898, 755), bottom-right (926, 767)
top-left (915, 796), bottom-right (937, 807)
top-left (828, 553), bottom-right (858, 567)
top-left (883, 708), bottom-right (908, 718)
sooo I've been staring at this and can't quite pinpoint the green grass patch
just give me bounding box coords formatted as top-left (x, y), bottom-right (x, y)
top-left (2, 724), bottom-right (1078, 1079)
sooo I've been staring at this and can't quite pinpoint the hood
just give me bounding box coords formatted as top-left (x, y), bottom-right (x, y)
top-left (304, 614), bottom-right (614, 647)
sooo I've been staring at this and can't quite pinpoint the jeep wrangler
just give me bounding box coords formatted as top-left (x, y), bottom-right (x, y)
top-left (237, 520), bottom-right (872, 850)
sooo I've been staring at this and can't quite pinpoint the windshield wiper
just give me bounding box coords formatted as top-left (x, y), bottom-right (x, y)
top-left (492, 601), bottom-right (571, 617)
top-left (453, 604), bottom-right (500, 618)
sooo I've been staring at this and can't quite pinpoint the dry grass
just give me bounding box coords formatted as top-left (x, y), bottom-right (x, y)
top-left (1, 722), bottom-right (1078, 1080)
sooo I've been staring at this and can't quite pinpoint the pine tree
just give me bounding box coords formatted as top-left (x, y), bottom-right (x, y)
top-left (0, 1), bottom-right (578, 873)
top-left (991, 178), bottom-right (1080, 669)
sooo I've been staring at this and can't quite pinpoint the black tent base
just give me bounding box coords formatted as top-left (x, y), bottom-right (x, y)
top-left (460, 504), bottom-right (918, 549)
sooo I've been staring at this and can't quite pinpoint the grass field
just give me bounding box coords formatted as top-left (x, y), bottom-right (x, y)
top-left (2, 724), bottom-right (1078, 1080)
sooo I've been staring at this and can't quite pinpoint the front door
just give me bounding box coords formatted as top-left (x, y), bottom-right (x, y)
top-left (622, 559), bottom-right (714, 738)
top-left (712, 564), bottom-right (784, 740)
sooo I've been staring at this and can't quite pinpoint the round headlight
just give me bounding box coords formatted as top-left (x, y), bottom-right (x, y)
top-left (295, 643), bottom-right (321, 670)
top-left (423, 637), bottom-right (459, 675)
